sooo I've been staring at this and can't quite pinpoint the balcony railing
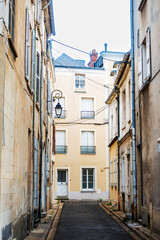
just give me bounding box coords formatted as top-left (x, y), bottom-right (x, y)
top-left (81, 111), bottom-right (95, 119)
top-left (56, 145), bottom-right (67, 154)
top-left (54, 110), bottom-right (67, 119)
top-left (80, 146), bottom-right (96, 154)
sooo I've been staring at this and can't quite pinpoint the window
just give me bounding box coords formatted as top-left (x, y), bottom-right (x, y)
top-left (75, 74), bottom-right (85, 90)
top-left (25, 7), bottom-right (30, 81)
top-left (110, 114), bottom-right (113, 140)
top-left (121, 155), bottom-right (125, 192)
top-left (138, 28), bottom-right (151, 90)
top-left (111, 160), bottom-right (113, 187)
top-left (82, 168), bottom-right (95, 191)
top-left (47, 74), bottom-right (51, 114)
top-left (114, 158), bottom-right (117, 187)
top-left (56, 130), bottom-right (67, 154)
top-left (81, 98), bottom-right (94, 119)
top-left (9, 0), bottom-right (15, 42)
top-left (81, 131), bottom-right (96, 154)
top-left (54, 97), bottom-right (66, 118)
top-left (36, 52), bottom-right (40, 104)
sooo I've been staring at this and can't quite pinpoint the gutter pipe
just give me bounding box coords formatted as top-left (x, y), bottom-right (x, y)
top-left (39, 32), bottom-right (44, 220)
top-left (130, 0), bottom-right (137, 220)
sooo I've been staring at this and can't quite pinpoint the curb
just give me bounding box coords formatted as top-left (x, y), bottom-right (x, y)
top-left (100, 203), bottom-right (156, 240)
top-left (47, 203), bottom-right (63, 240)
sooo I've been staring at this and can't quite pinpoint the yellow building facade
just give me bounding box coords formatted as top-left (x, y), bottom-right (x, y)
top-left (53, 53), bottom-right (108, 200)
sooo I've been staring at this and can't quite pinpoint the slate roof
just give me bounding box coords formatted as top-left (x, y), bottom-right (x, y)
top-left (54, 53), bottom-right (86, 68)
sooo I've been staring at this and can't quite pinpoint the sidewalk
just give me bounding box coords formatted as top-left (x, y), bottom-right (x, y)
top-left (25, 203), bottom-right (60, 240)
top-left (101, 202), bottom-right (160, 240)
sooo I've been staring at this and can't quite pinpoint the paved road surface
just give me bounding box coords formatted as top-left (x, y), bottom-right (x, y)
top-left (54, 203), bottom-right (134, 240)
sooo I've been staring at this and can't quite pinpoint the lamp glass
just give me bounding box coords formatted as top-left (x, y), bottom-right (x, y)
top-left (55, 102), bottom-right (62, 118)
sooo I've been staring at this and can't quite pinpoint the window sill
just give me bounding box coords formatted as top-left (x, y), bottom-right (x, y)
top-left (74, 90), bottom-right (86, 93)
top-left (80, 190), bottom-right (96, 193)
top-left (139, 79), bottom-right (150, 92)
top-left (8, 34), bottom-right (18, 58)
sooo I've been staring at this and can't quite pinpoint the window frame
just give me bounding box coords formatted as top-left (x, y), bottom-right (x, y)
top-left (75, 74), bottom-right (86, 91)
top-left (8, 0), bottom-right (15, 42)
top-left (80, 130), bottom-right (96, 154)
top-left (81, 97), bottom-right (95, 119)
top-left (55, 130), bottom-right (67, 154)
top-left (81, 168), bottom-right (95, 191)
top-left (36, 51), bottom-right (40, 104)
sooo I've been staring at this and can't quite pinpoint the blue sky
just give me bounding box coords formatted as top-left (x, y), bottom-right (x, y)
top-left (52, 0), bottom-right (131, 64)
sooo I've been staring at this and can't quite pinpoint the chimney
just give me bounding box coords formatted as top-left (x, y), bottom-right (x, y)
top-left (104, 43), bottom-right (107, 52)
top-left (88, 49), bottom-right (98, 67)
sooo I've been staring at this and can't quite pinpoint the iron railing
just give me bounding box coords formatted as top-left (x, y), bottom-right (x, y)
top-left (56, 145), bottom-right (67, 154)
top-left (54, 110), bottom-right (67, 119)
top-left (80, 146), bottom-right (96, 154)
top-left (81, 111), bottom-right (95, 119)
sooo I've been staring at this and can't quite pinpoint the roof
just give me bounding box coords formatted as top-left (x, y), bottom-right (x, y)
top-left (54, 54), bottom-right (105, 70)
top-left (54, 54), bottom-right (86, 68)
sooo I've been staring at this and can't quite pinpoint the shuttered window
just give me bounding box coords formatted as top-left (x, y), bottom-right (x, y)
top-left (138, 27), bottom-right (151, 90)
top-left (36, 52), bottom-right (40, 103)
top-left (9, 0), bottom-right (15, 42)
top-left (25, 7), bottom-right (30, 81)
top-left (114, 157), bottom-right (117, 186)
top-left (34, 138), bottom-right (39, 207)
top-left (81, 131), bottom-right (94, 146)
top-left (47, 74), bottom-right (51, 114)
top-left (56, 130), bottom-right (67, 153)
top-left (111, 160), bottom-right (113, 186)
top-left (31, 30), bottom-right (35, 91)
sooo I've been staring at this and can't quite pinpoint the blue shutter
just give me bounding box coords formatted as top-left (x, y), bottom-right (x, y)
top-left (31, 30), bottom-right (35, 91)
top-left (34, 138), bottom-right (39, 207)
top-left (25, 7), bottom-right (30, 81)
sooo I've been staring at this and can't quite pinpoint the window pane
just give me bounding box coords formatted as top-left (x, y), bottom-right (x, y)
top-left (82, 168), bottom-right (87, 176)
top-left (83, 176), bottom-right (87, 182)
top-left (88, 168), bottom-right (93, 175)
top-left (83, 182), bottom-right (87, 189)
top-left (88, 182), bottom-right (93, 189)
top-left (88, 176), bottom-right (93, 182)
top-left (58, 171), bottom-right (66, 182)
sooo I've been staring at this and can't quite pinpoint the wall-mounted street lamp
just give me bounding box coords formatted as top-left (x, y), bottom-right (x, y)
top-left (51, 89), bottom-right (63, 121)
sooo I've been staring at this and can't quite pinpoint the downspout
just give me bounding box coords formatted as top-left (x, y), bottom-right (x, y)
top-left (139, 93), bottom-right (143, 206)
top-left (116, 90), bottom-right (120, 210)
top-left (39, 33), bottom-right (44, 220)
top-left (32, 26), bottom-right (36, 228)
top-left (130, 0), bottom-right (137, 220)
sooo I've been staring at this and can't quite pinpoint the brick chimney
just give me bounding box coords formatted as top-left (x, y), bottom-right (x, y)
top-left (88, 49), bottom-right (98, 67)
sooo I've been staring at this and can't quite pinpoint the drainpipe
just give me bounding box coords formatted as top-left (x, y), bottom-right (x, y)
top-left (39, 33), bottom-right (44, 220)
top-left (130, 0), bottom-right (137, 220)
top-left (139, 93), bottom-right (143, 206)
top-left (116, 89), bottom-right (120, 210)
top-left (32, 26), bottom-right (36, 229)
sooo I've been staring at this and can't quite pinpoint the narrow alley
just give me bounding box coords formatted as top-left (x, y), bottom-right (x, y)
top-left (54, 203), bottom-right (134, 240)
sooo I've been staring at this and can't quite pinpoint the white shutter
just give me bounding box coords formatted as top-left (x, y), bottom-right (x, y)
top-left (81, 98), bottom-right (93, 111)
top-left (25, 7), bottom-right (30, 81)
top-left (81, 131), bottom-right (87, 146)
top-left (87, 131), bottom-right (94, 146)
top-left (31, 30), bottom-right (35, 90)
top-left (56, 131), bottom-right (65, 146)
top-left (87, 99), bottom-right (93, 111)
top-left (81, 99), bottom-right (86, 111)
top-left (146, 27), bottom-right (151, 79)
top-left (37, 0), bottom-right (41, 24)
top-left (138, 45), bottom-right (143, 89)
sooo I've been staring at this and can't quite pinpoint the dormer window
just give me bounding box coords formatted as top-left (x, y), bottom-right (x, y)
top-left (75, 74), bottom-right (85, 90)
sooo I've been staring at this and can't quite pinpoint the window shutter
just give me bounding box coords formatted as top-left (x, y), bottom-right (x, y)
top-left (52, 124), bottom-right (56, 154)
top-left (25, 7), bottom-right (30, 81)
top-left (37, 0), bottom-right (41, 24)
top-left (56, 131), bottom-right (65, 146)
top-left (146, 27), bottom-right (151, 79)
top-left (36, 52), bottom-right (40, 103)
top-left (34, 138), bottom-right (39, 207)
top-left (138, 45), bottom-right (143, 89)
top-left (87, 131), bottom-right (94, 146)
top-left (31, 30), bottom-right (35, 91)
top-left (47, 75), bottom-right (51, 114)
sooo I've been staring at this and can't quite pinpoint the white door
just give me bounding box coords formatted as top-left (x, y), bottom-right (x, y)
top-left (57, 170), bottom-right (68, 197)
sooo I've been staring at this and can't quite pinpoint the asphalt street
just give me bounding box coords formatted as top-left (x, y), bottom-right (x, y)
top-left (54, 203), bottom-right (134, 240)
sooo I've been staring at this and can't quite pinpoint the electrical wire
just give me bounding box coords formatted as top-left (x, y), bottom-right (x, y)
top-left (52, 51), bottom-right (113, 90)
top-left (50, 39), bottom-right (124, 62)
